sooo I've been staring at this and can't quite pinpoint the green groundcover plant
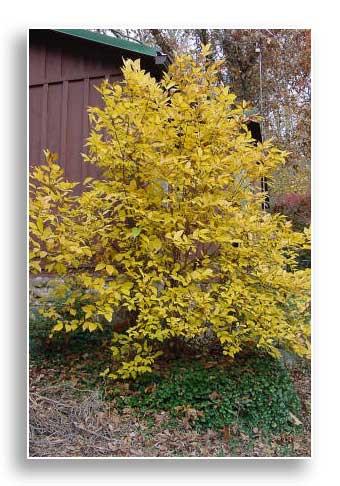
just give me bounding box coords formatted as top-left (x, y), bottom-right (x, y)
top-left (116, 355), bottom-right (302, 434)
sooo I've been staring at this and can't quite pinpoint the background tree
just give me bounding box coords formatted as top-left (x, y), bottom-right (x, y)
top-left (100, 29), bottom-right (311, 210)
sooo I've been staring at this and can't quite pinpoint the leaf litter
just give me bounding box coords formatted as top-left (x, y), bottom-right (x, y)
top-left (29, 360), bottom-right (311, 458)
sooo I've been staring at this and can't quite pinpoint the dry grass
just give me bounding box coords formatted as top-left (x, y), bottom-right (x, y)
top-left (29, 383), bottom-right (230, 457)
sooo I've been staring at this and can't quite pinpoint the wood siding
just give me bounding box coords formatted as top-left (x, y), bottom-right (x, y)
top-left (29, 30), bottom-right (159, 189)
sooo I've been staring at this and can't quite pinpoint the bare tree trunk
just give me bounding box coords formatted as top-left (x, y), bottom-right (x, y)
top-left (149, 29), bottom-right (176, 62)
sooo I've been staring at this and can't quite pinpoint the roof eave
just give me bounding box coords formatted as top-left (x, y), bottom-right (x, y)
top-left (53, 29), bottom-right (160, 59)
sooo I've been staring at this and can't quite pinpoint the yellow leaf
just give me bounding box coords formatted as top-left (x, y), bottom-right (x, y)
top-left (100, 368), bottom-right (110, 377)
top-left (131, 227), bottom-right (141, 238)
top-left (55, 262), bottom-right (67, 274)
top-left (115, 84), bottom-right (122, 97)
top-left (150, 237), bottom-right (162, 252)
top-left (95, 262), bottom-right (106, 271)
top-left (165, 81), bottom-right (177, 90)
top-left (30, 261), bottom-right (41, 273)
top-left (88, 322), bottom-right (98, 332)
top-left (120, 281), bottom-right (133, 296)
top-left (53, 322), bottom-right (63, 332)
top-left (36, 217), bottom-right (44, 234)
top-left (173, 230), bottom-right (184, 241)
top-left (106, 264), bottom-right (115, 276)
top-left (104, 310), bottom-right (113, 322)
top-left (201, 43), bottom-right (212, 57)
top-left (70, 320), bottom-right (78, 331)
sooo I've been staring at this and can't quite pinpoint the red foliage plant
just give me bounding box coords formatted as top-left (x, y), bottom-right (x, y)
top-left (272, 192), bottom-right (311, 231)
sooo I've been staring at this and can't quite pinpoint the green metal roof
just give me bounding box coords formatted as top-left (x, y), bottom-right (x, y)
top-left (53, 29), bottom-right (159, 58)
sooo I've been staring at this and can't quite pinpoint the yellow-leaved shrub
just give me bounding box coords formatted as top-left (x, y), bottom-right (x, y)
top-left (30, 46), bottom-right (311, 380)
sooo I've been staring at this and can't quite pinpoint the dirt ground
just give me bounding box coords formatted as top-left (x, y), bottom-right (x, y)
top-left (29, 361), bottom-right (311, 458)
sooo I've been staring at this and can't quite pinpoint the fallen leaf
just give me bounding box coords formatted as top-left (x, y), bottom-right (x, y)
top-left (129, 448), bottom-right (140, 456)
top-left (240, 432), bottom-right (249, 441)
top-left (109, 412), bottom-right (120, 426)
top-left (144, 383), bottom-right (156, 394)
top-left (96, 411), bottom-right (106, 423)
top-left (203, 362), bottom-right (216, 369)
top-left (154, 412), bottom-right (167, 426)
top-left (289, 412), bottom-right (303, 426)
top-left (293, 441), bottom-right (301, 451)
top-left (223, 426), bottom-right (230, 441)
top-left (108, 443), bottom-right (118, 452)
top-left (209, 391), bottom-right (221, 401)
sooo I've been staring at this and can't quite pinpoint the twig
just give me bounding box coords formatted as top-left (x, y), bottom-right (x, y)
top-left (72, 422), bottom-right (114, 442)
top-left (30, 393), bottom-right (75, 408)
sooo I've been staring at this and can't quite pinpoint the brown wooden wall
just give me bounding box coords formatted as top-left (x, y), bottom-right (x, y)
top-left (29, 30), bottom-right (158, 188)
